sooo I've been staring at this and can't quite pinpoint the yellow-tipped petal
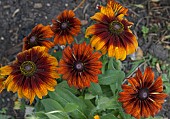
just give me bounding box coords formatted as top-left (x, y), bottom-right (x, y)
top-left (0, 66), bottom-right (13, 75)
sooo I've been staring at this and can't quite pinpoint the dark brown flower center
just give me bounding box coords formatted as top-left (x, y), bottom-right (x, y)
top-left (138, 88), bottom-right (149, 100)
top-left (74, 62), bottom-right (84, 72)
top-left (109, 21), bottom-right (124, 34)
top-left (20, 61), bottom-right (36, 76)
top-left (61, 22), bottom-right (68, 29)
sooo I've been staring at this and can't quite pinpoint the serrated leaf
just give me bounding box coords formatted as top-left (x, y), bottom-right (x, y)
top-left (99, 70), bottom-right (125, 85)
top-left (64, 103), bottom-right (79, 113)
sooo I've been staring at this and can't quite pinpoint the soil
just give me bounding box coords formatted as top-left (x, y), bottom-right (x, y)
top-left (0, 0), bottom-right (169, 118)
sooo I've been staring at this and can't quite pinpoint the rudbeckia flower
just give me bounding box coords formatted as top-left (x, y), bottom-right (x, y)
top-left (51, 10), bottom-right (81, 45)
top-left (118, 67), bottom-right (167, 119)
top-left (23, 24), bottom-right (54, 51)
top-left (57, 42), bottom-right (102, 89)
top-left (85, 0), bottom-right (138, 60)
top-left (94, 115), bottom-right (100, 119)
top-left (0, 46), bottom-right (59, 104)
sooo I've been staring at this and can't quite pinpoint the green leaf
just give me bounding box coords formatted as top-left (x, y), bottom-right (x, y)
top-left (53, 86), bottom-right (86, 110)
top-left (142, 26), bottom-right (149, 34)
top-left (100, 55), bottom-right (109, 74)
top-left (108, 58), bottom-right (115, 70)
top-left (101, 113), bottom-right (117, 119)
top-left (57, 81), bottom-right (78, 94)
top-left (51, 50), bottom-right (62, 60)
top-left (146, 116), bottom-right (163, 119)
top-left (45, 113), bottom-right (61, 119)
top-left (84, 93), bottom-right (96, 100)
top-left (112, 59), bottom-right (122, 70)
top-left (64, 103), bottom-right (79, 113)
top-left (99, 70), bottom-right (125, 85)
top-left (49, 87), bottom-right (88, 119)
top-left (101, 85), bottom-right (113, 97)
top-left (88, 82), bottom-right (103, 95)
top-left (35, 111), bottom-right (48, 119)
top-left (164, 82), bottom-right (170, 94)
top-left (41, 99), bottom-right (64, 112)
top-left (96, 96), bottom-right (117, 111)
top-left (40, 99), bottom-right (69, 119)
top-left (162, 74), bottom-right (169, 82)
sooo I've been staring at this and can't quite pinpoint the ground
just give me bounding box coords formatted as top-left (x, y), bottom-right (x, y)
top-left (0, 0), bottom-right (169, 118)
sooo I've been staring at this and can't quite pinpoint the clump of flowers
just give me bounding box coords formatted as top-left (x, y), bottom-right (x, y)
top-left (0, 0), bottom-right (168, 119)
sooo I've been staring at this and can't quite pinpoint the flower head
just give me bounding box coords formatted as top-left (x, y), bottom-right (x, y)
top-left (94, 115), bottom-right (100, 119)
top-left (86, 0), bottom-right (138, 60)
top-left (100, 0), bottom-right (128, 16)
top-left (57, 42), bottom-right (102, 89)
top-left (118, 67), bottom-right (167, 119)
top-left (51, 10), bottom-right (81, 45)
top-left (0, 46), bottom-right (59, 104)
top-left (23, 24), bottom-right (54, 51)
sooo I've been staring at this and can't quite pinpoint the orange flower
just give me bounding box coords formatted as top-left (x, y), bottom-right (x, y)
top-left (51, 10), bottom-right (81, 45)
top-left (57, 42), bottom-right (102, 89)
top-left (0, 46), bottom-right (59, 104)
top-left (85, 0), bottom-right (138, 60)
top-left (100, 0), bottom-right (128, 16)
top-left (118, 67), bottom-right (168, 119)
top-left (22, 24), bottom-right (54, 51)
top-left (94, 115), bottom-right (100, 119)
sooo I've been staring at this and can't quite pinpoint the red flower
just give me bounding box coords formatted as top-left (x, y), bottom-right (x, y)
top-left (119, 67), bottom-right (168, 119)
top-left (51, 10), bottom-right (81, 45)
top-left (23, 24), bottom-right (54, 51)
top-left (57, 42), bottom-right (102, 89)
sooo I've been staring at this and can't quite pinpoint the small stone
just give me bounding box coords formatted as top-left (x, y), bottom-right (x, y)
top-left (46, 3), bottom-right (50, 7)
top-left (1, 37), bottom-right (4, 40)
top-left (81, 20), bottom-right (88, 25)
top-left (65, 3), bottom-right (68, 7)
top-left (34, 3), bottom-right (43, 8)
top-left (44, 16), bottom-right (48, 19)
